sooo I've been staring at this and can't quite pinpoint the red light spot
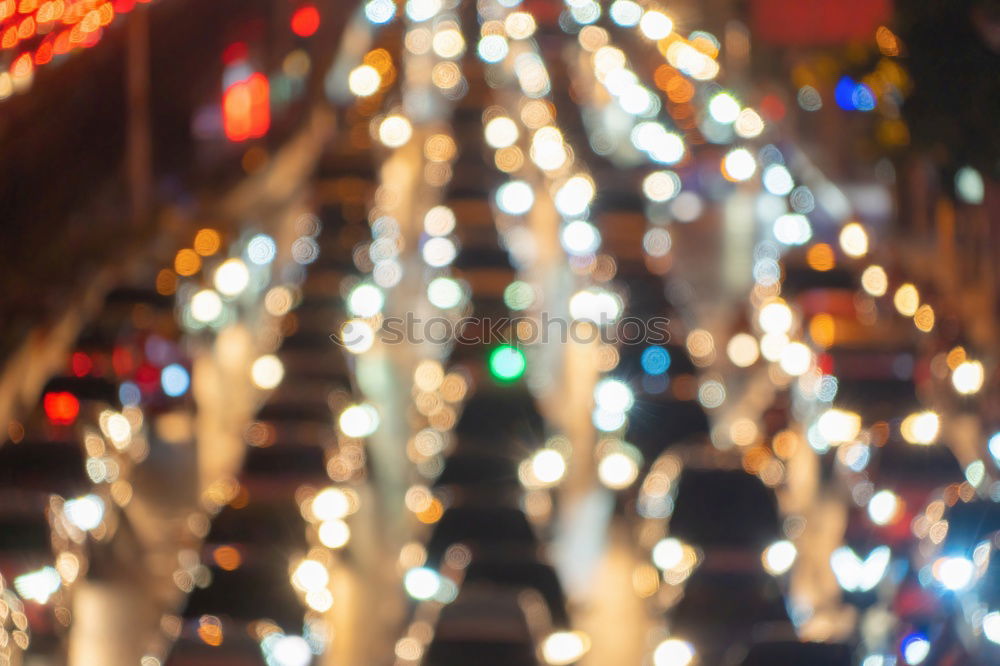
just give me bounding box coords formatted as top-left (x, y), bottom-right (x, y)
top-left (290, 5), bottom-right (320, 38)
top-left (44, 392), bottom-right (80, 426)
top-left (135, 362), bottom-right (159, 389)
top-left (817, 353), bottom-right (834, 375)
top-left (34, 41), bottom-right (53, 65)
top-left (221, 41), bottom-right (248, 65)
top-left (760, 94), bottom-right (786, 122)
top-left (112, 347), bottom-right (134, 376)
top-left (223, 73), bottom-right (270, 142)
top-left (71, 352), bottom-right (93, 377)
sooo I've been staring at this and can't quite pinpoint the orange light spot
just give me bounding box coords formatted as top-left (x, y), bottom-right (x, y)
top-left (416, 498), bottom-right (444, 524)
top-left (772, 430), bottom-right (799, 459)
top-left (652, 63), bottom-right (673, 91)
top-left (913, 304), bottom-right (934, 332)
top-left (192, 228), bottom-right (221, 256)
top-left (222, 73), bottom-right (270, 141)
top-left (155, 269), bottom-right (177, 295)
top-left (246, 73), bottom-right (270, 137)
top-left (98, 2), bottom-right (114, 26)
top-left (174, 248), bottom-right (201, 276)
top-left (363, 47), bottom-right (393, 74)
top-left (946, 346), bottom-right (966, 371)
top-left (809, 313), bottom-right (835, 348)
top-left (875, 25), bottom-right (900, 56)
top-left (666, 76), bottom-right (695, 103)
top-left (806, 243), bottom-right (835, 271)
top-left (229, 485), bottom-right (250, 509)
top-left (17, 15), bottom-right (35, 39)
top-left (197, 620), bottom-right (223, 646)
top-left (80, 8), bottom-right (100, 32)
top-left (2, 26), bottom-right (18, 49)
top-left (213, 546), bottom-right (242, 571)
top-left (35, 0), bottom-right (54, 23)
top-left (11, 52), bottom-right (32, 77)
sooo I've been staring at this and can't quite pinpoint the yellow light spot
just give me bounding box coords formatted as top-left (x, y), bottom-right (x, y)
top-left (838, 222), bottom-right (869, 258)
top-left (893, 283), bottom-right (919, 317)
top-left (404, 485), bottom-right (434, 513)
top-left (494, 146), bottom-right (524, 172)
top-left (440, 373), bottom-right (468, 403)
top-left (504, 11), bottom-right (536, 40)
top-left (861, 264), bottom-right (888, 297)
top-left (424, 134), bottom-right (456, 162)
top-left (730, 418), bottom-right (759, 447)
top-left (378, 114), bottom-right (413, 147)
top-left (686, 329), bottom-right (715, 359)
top-left (952, 360), bottom-right (984, 395)
top-left (632, 563), bottom-right (660, 598)
top-left (431, 61), bottom-right (461, 89)
top-left (901, 411), bottom-right (940, 445)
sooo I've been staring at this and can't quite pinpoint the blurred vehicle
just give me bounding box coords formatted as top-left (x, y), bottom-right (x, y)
top-left (423, 584), bottom-right (542, 666)
top-left (450, 383), bottom-right (546, 457)
top-left (739, 640), bottom-right (852, 665)
top-left (892, 498), bottom-right (1000, 665)
top-left (639, 450), bottom-right (795, 664)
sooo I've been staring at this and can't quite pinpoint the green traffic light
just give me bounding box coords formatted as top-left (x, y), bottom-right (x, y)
top-left (488, 345), bottom-right (526, 382)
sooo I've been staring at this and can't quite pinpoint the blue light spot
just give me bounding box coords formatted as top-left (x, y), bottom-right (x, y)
top-left (642, 373), bottom-right (669, 395)
top-left (835, 76), bottom-right (876, 112)
top-left (119, 382), bottom-right (141, 407)
top-left (641, 346), bottom-right (671, 375)
top-left (852, 83), bottom-right (876, 111)
top-left (834, 76), bottom-right (857, 110)
top-left (161, 363), bottom-right (190, 397)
